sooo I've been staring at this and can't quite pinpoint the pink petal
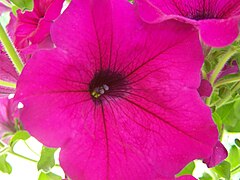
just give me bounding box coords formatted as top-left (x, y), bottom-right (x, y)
top-left (199, 18), bottom-right (239, 47)
top-left (203, 141), bottom-right (228, 168)
top-left (135, 0), bottom-right (240, 47)
top-left (134, 0), bottom-right (167, 23)
top-left (15, 48), bottom-right (91, 147)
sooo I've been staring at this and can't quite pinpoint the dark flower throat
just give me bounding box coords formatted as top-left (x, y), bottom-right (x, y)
top-left (89, 69), bottom-right (129, 103)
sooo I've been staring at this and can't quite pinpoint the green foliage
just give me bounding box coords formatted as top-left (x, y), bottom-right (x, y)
top-left (212, 113), bottom-right (223, 136)
top-left (199, 172), bottom-right (213, 180)
top-left (212, 161), bottom-right (231, 180)
top-left (176, 161), bottom-right (195, 177)
top-left (37, 147), bottom-right (57, 172)
top-left (216, 100), bottom-right (240, 132)
top-left (38, 172), bottom-right (62, 180)
top-left (9, 0), bottom-right (33, 11)
top-left (0, 154), bottom-right (12, 174)
top-left (10, 130), bottom-right (30, 147)
top-left (235, 139), bottom-right (240, 148)
top-left (226, 145), bottom-right (240, 170)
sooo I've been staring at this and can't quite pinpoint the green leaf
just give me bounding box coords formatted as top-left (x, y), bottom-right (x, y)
top-left (219, 86), bottom-right (231, 99)
top-left (233, 100), bottom-right (240, 118)
top-left (37, 147), bottom-right (57, 172)
top-left (10, 130), bottom-right (30, 147)
top-left (176, 161), bottom-right (195, 177)
top-left (10, 0), bottom-right (33, 11)
top-left (235, 139), bottom-right (240, 148)
top-left (38, 172), bottom-right (62, 180)
top-left (226, 145), bottom-right (240, 170)
top-left (212, 112), bottom-right (222, 135)
top-left (199, 172), bottom-right (213, 180)
top-left (11, 5), bottom-right (18, 16)
top-left (212, 161), bottom-right (231, 180)
top-left (216, 100), bottom-right (240, 132)
top-left (0, 154), bottom-right (12, 174)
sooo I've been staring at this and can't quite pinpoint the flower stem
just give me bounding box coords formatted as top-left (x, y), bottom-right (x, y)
top-left (214, 73), bottom-right (240, 88)
top-left (209, 48), bottom-right (237, 85)
top-left (0, 23), bottom-right (24, 74)
top-left (9, 149), bottom-right (38, 163)
top-left (231, 164), bottom-right (240, 174)
top-left (205, 48), bottom-right (237, 106)
top-left (215, 82), bottom-right (240, 108)
top-left (0, 80), bottom-right (16, 88)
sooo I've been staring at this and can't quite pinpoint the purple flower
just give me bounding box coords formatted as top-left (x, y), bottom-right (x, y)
top-left (15, 0), bottom-right (218, 179)
top-left (135, 0), bottom-right (240, 47)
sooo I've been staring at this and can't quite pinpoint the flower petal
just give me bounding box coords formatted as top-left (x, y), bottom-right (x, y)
top-left (203, 141), bottom-right (228, 168)
top-left (199, 18), bottom-right (239, 47)
top-left (198, 79), bottom-right (212, 97)
top-left (15, 48), bottom-right (93, 147)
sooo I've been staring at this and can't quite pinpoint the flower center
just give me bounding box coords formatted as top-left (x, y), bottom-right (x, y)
top-left (187, 8), bottom-right (217, 20)
top-left (89, 69), bottom-right (129, 102)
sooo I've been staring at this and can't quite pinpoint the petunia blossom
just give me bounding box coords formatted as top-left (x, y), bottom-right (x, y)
top-left (13, 0), bottom-right (64, 49)
top-left (135, 0), bottom-right (240, 47)
top-left (15, 0), bottom-right (218, 179)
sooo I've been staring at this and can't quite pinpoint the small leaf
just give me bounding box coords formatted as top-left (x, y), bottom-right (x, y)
top-left (219, 86), bottom-right (231, 99)
top-left (176, 161), bottom-right (195, 177)
top-left (0, 154), bottom-right (12, 174)
top-left (233, 100), bottom-right (240, 119)
top-left (212, 161), bottom-right (231, 180)
top-left (10, 0), bottom-right (33, 11)
top-left (38, 172), bottom-right (62, 180)
top-left (199, 172), bottom-right (213, 180)
top-left (212, 112), bottom-right (222, 135)
top-left (235, 139), bottom-right (240, 148)
top-left (10, 130), bottom-right (30, 147)
top-left (216, 100), bottom-right (240, 132)
top-left (37, 146), bottom-right (57, 172)
top-left (226, 145), bottom-right (240, 169)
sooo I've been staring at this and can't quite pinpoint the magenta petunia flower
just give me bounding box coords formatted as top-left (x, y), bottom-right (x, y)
top-left (135, 0), bottom-right (240, 47)
top-left (13, 0), bottom-right (64, 49)
top-left (15, 0), bottom-right (218, 179)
